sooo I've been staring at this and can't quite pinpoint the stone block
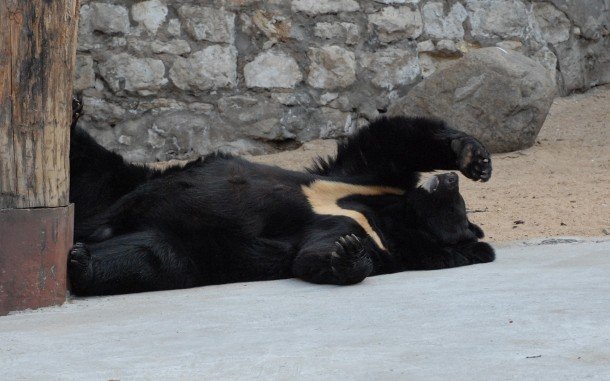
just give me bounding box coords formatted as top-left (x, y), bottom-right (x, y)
top-left (74, 55), bottom-right (95, 91)
top-left (422, 2), bottom-right (468, 40)
top-left (170, 46), bottom-right (238, 91)
top-left (244, 50), bottom-right (302, 89)
top-left (307, 46), bottom-right (356, 89)
top-left (99, 53), bottom-right (167, 95)
top-left (178, 5), bottom-right (235, 43)
top-left (132, 0), bottom-right (168, 35)
top-left (368, 6), bottom-right (423, 43)
top-left (314, 22), bottom-right (360, 45)
top-left (533, 2), bottom-right (571, 44)
top-left (465, 0), bottom-right (530, 41)
top-left (88, 3), bottom-right (130, 35)
top-left (151, 40), bottom-right (191, 55)
top-left (360, 48), bottom-right (421, 90)
top-left (291, 0), bottom-right (360, 15)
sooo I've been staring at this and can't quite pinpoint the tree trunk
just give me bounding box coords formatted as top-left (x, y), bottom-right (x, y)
top-left (0, 0), bottom-right (79, 315)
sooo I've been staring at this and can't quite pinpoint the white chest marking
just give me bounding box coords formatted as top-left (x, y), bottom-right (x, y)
top-left (302, 180), bottom-right (404, 251)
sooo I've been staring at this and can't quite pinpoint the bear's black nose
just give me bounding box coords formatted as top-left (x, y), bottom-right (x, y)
top-left (444, 172), bottom-right (458, 189)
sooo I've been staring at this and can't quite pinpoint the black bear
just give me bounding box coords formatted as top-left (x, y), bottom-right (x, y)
top-left (68, 103), bottom-right (494, 296)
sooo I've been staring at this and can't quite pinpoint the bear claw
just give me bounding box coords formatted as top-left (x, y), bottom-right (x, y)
top-left (454, 138), bottom-right (492, 182)
top-left (330, 234), bottom-right (373, 284)
top-left (69, 243), bottom-right (90, 264)
top-left (68, 242), bottom-right (93, 294)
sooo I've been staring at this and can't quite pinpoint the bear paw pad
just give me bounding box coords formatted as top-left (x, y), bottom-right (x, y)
top-left (331, 234), bottom-right (373, 284)
top-left (68, 243), bottom-right (93, 295)
top-left (452, 137), bottom-right (492, 182)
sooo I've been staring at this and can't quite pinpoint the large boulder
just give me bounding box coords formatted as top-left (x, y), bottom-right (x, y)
top-left (389, 47), bottom-right (557, 153)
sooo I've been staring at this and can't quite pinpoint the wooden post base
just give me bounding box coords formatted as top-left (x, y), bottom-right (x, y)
top-left (0, 205), bottom-right (74, 315)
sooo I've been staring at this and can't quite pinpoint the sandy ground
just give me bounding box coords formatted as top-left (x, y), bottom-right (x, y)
top-left (249, 85), bottom-right (610, 243)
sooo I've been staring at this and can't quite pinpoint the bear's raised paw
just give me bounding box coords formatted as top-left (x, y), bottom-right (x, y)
top-left (452, 137), bottom-right (492, 182)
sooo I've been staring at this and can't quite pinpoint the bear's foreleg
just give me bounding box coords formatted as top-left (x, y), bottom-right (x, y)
top-left (312, 116), bottom-right (491, 188)
top-left (395, 230), bottom-right (495, 271)
top-left (293, 218), bottom-right (374, 285)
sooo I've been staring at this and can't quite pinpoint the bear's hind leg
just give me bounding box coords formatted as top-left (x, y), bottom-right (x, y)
top-left (68, 231), bottom-right (198, 296)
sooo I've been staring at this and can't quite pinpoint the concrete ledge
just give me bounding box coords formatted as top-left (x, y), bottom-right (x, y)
top-left (1, 238), bottom-right (609, 379)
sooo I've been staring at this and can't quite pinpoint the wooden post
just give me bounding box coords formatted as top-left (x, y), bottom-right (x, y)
top-left (0, 0), bottom-right (79, 315)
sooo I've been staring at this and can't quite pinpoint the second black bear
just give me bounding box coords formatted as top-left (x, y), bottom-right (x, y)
top-left (68, 107), bottom-right (494, 296)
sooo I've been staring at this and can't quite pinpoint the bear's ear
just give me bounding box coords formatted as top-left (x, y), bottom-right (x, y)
top-left (421, 176), bottom-right (439, 193)
top-left (71, 96), bottom-right (83, 131)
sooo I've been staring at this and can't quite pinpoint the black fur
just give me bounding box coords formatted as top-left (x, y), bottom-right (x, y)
top-left (69, 109), bottom-right (494, 296)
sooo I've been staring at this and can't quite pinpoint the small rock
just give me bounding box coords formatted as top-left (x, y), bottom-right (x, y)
top-left (252, 11), bottom-right (292, 41)
top-left (496, 41), bottom-right (523, 51)
top-left (417, 40), bottom-right (435, 53)
top-left (271, 93), bottom-right (312, 106)
top-left (319, 92), bottom-right (340, 105)
top-left (73, 55), bottom-right (95, 91)
top-left (291, 0), bottom-right (360, 15)
top-left (150, 40), bottom-right (191, 55)
top-left (188, 103), bottom-right (215, 113)
top-left (118, 135), bottom-right (133, 146)
top-left (167, 19), bottom-right (182, 36)
top-left (436, 39), bottom-right (459, 55)
top-left (136, 98), bottom-right (188, 114)
top-left (374, 0), bottom-right (420, 3)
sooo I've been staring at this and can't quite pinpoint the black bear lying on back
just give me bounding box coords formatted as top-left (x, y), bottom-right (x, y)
top-left (68, 102), bottom-right (494, 296)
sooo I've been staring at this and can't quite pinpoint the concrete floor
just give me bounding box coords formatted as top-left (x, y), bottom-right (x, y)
top-left (1, 238), bottom-right (609, 380)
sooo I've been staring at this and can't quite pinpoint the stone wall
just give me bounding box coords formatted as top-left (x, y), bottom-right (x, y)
top-left (75, 0), bottom-right (610, 162)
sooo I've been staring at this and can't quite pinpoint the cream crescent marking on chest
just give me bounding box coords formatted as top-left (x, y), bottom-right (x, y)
top-left (302, 180), bottom-right (404, 251)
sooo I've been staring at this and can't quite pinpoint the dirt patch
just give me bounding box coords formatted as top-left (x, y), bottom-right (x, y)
top-left (249, 85), bottom-right (610, 243)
